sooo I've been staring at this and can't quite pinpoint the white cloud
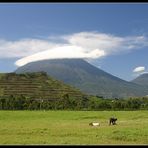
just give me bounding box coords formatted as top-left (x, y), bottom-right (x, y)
top-left (0, 31), bottom-right (147, 66)
top-left (0, 38), bottom-right (61, 58)
top-left (63, 32), bottom-right (148, 55)
top-left (132, 67), bottom-right (147, 78)
top-left (133, 66), bottom-right (145, 73)
top-left (63, 32), bottom-right (123, 54)
top-left (15, 45), bottom-right (105, 66)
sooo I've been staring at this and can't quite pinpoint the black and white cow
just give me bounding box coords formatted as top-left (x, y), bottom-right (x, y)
top-left (109, 117), bottom-right (117, 125)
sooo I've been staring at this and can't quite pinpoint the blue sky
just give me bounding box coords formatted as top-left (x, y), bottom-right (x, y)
top-left (0, 3), bottom-right (148, 81)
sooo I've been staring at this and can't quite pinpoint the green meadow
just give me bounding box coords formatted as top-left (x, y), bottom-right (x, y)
top-left (0, 110), bottom-right (147, 145)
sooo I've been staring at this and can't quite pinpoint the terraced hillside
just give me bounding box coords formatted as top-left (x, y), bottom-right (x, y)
top-left (0, 72), bottom-right (86, 101)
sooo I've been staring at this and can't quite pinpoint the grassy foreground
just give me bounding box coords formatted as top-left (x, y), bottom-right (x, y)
top-left (0, 110), bottom-right (147, 145)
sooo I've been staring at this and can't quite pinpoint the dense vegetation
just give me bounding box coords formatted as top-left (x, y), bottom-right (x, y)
top-left (0, 95), bottom-right (148, 110)
top-left (87, 96), bottom-right (148, 110)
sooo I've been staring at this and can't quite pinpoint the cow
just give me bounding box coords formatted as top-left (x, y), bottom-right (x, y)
top-left (109, 117), bottom-right (117, 125)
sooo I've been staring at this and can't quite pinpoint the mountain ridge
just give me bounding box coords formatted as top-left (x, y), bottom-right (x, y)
top-left (131, 73), bottom-right (148, 88)
top-left (15, 58), bottom-right (148, 98)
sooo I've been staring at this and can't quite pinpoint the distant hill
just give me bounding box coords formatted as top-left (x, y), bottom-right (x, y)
top-left (15, 59), bottom-right (148, 98)
top-left (0, 72), bottom-right (86, 100)
top-left (131, 73), bottom-right (148, 88)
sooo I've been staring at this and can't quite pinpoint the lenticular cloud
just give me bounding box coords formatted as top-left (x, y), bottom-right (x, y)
top-left (15, 45), bottom-right (105, 67)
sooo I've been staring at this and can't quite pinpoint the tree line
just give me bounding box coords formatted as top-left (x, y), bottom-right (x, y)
top-left (0, 94), bottom-right (148, 110)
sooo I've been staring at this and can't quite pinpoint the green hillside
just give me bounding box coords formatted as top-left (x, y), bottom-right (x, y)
top-left (0, 72), bottom-right (86, 100)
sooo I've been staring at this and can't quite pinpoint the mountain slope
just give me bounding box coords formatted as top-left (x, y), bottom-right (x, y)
top-left (0, 72), bottom-right (85, 100)
top-left (131, 73), bottom-right (148, 88)
top-left (15, 59), bottom-right (148, 98)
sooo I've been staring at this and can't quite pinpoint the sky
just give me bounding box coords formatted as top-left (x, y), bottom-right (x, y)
top-left (0, 3), bottom-right (148, 81)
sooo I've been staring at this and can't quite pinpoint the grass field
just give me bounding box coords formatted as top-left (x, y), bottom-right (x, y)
top-left (0, 110), bottom-right (147, 145)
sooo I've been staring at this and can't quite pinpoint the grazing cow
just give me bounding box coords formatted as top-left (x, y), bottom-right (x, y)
top-left (89, 122), bottom-right (100, 127)
top-left (109, 117), bottom-right (117, 125)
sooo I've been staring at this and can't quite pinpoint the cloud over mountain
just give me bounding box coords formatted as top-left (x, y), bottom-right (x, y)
top-left (0, 31), bottom-right (147, 66)
top-left (15, 45), bottom-right (105, 67)
top-left (132, 66), bottom-right (147, 78)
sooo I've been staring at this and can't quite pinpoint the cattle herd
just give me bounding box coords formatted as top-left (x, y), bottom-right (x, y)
top-left (89, 117), bottom-right (117, 127)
